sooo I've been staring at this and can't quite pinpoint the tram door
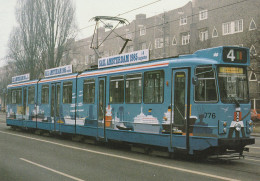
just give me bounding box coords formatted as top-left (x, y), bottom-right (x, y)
top-left (51, 83), bottom-right (61, 131)
top-left (172, 69), bottom-right (190, 151)
top-left (97, 77), bottom-right (106, 139)
top-left (22, 87), bottom-right (27, 119)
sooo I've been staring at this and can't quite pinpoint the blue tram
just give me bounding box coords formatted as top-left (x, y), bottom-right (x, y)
top-left (6, 46), bottom-right (255, 155)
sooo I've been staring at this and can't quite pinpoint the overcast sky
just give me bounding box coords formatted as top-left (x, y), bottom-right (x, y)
top-left (0, 0), bottom-right (190, 67)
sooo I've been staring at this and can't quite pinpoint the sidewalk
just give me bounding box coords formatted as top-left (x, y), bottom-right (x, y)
top-left (251, 133), bottom-right (260, 137)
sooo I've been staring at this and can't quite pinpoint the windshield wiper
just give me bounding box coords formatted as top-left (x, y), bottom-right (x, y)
top-left (229, 96), bottom-right (240, 108)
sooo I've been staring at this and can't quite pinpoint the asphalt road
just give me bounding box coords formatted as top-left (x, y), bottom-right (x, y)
top-left (0, 113), bottom-right (260, 181)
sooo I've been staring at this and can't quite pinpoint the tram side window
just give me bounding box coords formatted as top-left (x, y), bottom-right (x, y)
top-left (110, 75), bottom-right (124, 103)
top-left (7, 89), bottom-right (12, 104)
top-left (28, 86), bottom-right (35, 104)
top-left (83, 79), bottom-right (95, 104)
top-left (63, 81), bottom-right (73, 104)
top-left (126, 73), bottom-right (142, 103)
top-left (11, 88), bottom-right (22, 104)
top-left (41, 85), bottom-right (49, 104)
top-left (144, 70), bottom-right (164, 103)
top-left (194, 66), bottom-right (217, 102)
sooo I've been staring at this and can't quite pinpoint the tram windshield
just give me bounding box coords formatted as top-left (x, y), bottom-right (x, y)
top-left (218, 66), bottom-right (249, 104)
top-left (194, 66), bottom-right (218, 102)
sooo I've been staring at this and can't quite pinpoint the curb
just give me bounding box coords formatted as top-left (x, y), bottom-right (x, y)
top-left (251, 133), bottom-right (260, 137)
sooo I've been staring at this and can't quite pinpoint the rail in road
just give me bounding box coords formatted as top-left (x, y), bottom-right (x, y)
top-left (0, 115), bottom-right (260, 181)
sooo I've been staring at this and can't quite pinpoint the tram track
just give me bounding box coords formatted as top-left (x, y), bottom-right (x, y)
top-left (1, 124), bottom-right (260, 181)
top-left (244, 154), bottom-right (260, 159)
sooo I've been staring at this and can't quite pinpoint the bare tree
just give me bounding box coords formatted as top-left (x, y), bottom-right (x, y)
top-left (7, 0), bottom-right (77, 79)
top-left (7, 0), bottom-right (44, 79)
top-left (36, 0), bottom-right (77, 70)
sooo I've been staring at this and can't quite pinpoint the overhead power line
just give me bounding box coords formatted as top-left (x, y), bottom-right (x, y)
top-left (68, 0), bottom-right (249, 53)
top-left (4, 0), bottom-right (250, 61)
top-left (78, 0), bottom-right (162, 31)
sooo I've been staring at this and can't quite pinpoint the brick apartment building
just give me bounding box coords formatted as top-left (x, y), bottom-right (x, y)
top-left (63, 0), bottom-right (260, 112)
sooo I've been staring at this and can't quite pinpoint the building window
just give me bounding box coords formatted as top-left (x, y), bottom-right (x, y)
top-left (83, 79), bottom-right (95, 104)
top-left (110, 75), bottom-right (124, 103)
top-left (144, 70), bottom-right (164, 104)
top-left (155, 38), bottom-right (163, 49)
top-left (126, 29), bottom-right (132, 39)
top-left (140, 42), bottom-right (146, 50)
top-left (250, 45), bottom-right (257, 56)
top-left (249, 71), bottom-right (257, 81)
top-left (223, 22), bottom-right (231, 35)
top-left (199, 10), bottom-right (208, 20)
top-left (180, 16), bottom-right (187, 26)
top-left (28, 86), bottom-right (35, 104)
top-left (222, 19), bottom-right (243, 35)
top-left (212, 26), bottom-right (218, 38)
top-left (63, 81), bottom-right (73, 104)
top-left (200, 30), bottom-right (208, 41)
top-left (172, 36), bottom-right (177, 45)
top-left (126, 74), bottom-right (142, 103)
top-left (140, 26), bottom-right (146, 36)
top-left (235, 19), bottom-right (243, 32)
top-left (181, 32), bottom-right (190, 45)
top-left (249, 18), bottom-right (257, 31)
top-left (41, 85), bottom-right (49, 104)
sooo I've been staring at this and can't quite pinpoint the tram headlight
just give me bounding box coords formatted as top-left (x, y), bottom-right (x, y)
top-left (218, 120), bottom-right (227, 134)
top-left (246, 120), bottom-right (254, 134)
top-left (223, 122), bottom-right (227, 134)
top-left (234, 123), bottom-right (241, 132)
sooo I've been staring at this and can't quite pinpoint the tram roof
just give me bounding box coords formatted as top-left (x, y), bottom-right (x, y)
top-left (79, 46), bottom-right (249, 77)
top-left (7, 46), bottom-right (249, 88)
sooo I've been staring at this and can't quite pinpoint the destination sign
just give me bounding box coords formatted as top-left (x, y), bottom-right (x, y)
top-left (12, 73), bottom-right (30, 83)
top-left (223, 47), bottom-right (247, 63)
top-left (44, 65), bottom-right (72, 77)
top-left (219, 67), bottom-right (244, 74)
top-left (98, 49), bottom-right (149, 69)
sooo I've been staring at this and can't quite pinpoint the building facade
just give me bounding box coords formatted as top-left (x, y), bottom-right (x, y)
top-left (64, 0), bottom-right (260, 111)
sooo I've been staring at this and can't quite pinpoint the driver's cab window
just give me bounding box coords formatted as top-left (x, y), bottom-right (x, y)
top-left (194, 66), bottom-right (217, 102)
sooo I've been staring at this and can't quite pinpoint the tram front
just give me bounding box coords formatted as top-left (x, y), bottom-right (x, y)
top-left (190, 47), bottom-right (255, 155)
top-left (216, 47), bottom-right (255, 154)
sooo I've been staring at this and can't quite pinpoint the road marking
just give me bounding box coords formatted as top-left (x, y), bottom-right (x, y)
top-left (20, 158), bottom-right (85, 181)
top-left (1, 130), bottom-right (239, 181)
